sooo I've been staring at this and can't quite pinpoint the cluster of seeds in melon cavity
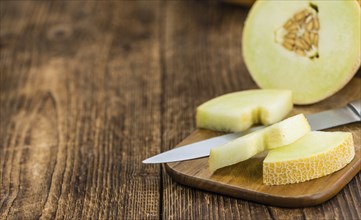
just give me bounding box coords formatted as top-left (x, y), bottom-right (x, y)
top-left (276, 3), bottom-right (320, 59)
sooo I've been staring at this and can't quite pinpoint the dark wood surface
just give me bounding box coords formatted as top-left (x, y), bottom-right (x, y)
top-left (0, 1), bottom-right (360, 219)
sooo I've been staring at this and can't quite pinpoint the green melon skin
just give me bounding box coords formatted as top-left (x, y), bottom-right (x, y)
top-left (242, 0), bottom-right (361, 104)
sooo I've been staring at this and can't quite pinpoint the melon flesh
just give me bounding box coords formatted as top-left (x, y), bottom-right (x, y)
top-left (209, 114), bottom-right (310, 172)
top-left (265, 113), bottom-right (310, 149)
top-left (242, 0), bottom-right (361, 104)
top-left (196, 89), bottom-right (292, 132)
top-left (263, 131), bottom-right (355, 185)
top-left (209, 129), bottom-right (265, 172)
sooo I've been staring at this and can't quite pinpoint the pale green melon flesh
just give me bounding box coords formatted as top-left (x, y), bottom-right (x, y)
top-left (264, 131), bottom-right (353, 162)
top-left (209, 129), bottom-right (265, 172)
top-left (243, 0), bottom-right (361, 104)
top-left (265, 114), bottom-right (311, 149)
top-left (196, 89), bottom-right (292, 132)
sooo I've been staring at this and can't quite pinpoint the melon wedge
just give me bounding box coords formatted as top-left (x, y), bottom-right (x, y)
top-left (242, 0), bottom-right (361, 104)
top-left (196, 89), bottom-right (292, 132)
top-left (209, 114), bottom-right (310, 172)
top-left (265, 113), bottom-right (311, 149)
top-left (263, 131), bottom-right (355, 185)
top-left (209, 128), bottom-right (265, 172)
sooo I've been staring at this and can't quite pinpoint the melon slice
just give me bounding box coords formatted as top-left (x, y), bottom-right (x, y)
top-left (196, 89), bottom-right (292, 132)
top-left (209, 114), bottom-right (310, 172)
top-left (242, 0), bottom-right (361, 104)
top-left (263, 131), bottom-right (355, 185)
top-left (209, 128), bottom-right (265, 172)
top-left (265, 113), bottom-right (310, 149)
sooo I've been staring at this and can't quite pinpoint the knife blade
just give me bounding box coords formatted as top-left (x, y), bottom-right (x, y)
top-left (143, 99), bottom-right (361, 164)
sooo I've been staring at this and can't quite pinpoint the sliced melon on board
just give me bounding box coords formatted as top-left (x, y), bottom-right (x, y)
top-left (209, 114), bottom-right (310, 172)
top-left (242, 0), bottom-right (361, 104)
top-left (196, 89), bottom-right (292, 132)
top-left (263, 131), bottom-right (355, 185)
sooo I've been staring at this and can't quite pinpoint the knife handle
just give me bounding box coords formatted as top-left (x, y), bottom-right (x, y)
top-left (348, 99), bottom-right (361, 118)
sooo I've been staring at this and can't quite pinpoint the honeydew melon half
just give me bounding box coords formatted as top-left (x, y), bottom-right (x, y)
top-left (196, 89), bottom-right (292, 132)
top-left (263, 131), bottom-right (355, 185)
top-left (242, 0), bottom-right (361, 104)
top-left (209, 114), bottom-right (310, 172)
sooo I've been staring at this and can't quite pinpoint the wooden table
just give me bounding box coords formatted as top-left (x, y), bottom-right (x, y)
top-left (1, 1), bottom-right (360, 219)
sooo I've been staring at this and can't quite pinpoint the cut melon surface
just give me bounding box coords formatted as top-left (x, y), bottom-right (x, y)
top-left (209, 129), bottom-right (265, 172)
top-left (263, 131), bottom-right (355, 185)
top-left (209, 114), bottom-right (310, 172)
top-left (196, 89), bottom-right (292, 132)
top-left (265, 113), bottom-right (310, 149)
top-left (242, 0), bottom-right (361, 104)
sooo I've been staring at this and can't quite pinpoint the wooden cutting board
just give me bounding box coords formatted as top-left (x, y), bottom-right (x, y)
top-left (165, 78), bottom-right (361, 207)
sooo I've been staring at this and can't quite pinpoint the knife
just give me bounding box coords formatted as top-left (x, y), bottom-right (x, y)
top-left (143, 99), bottom-right (361, 164)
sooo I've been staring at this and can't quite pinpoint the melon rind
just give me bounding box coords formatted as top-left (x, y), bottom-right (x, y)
top-left (263, 131), bottom-right (355, 185)
top-left (242, 0), bottom-right (361, 104)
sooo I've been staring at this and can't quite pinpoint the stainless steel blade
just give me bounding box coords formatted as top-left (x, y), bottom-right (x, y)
top-left (306, 106), bottom-right (360, 131)
top-left (142, 126), bottom-right (263, 164)
top-left (143, 100), bottom-right (361, 164)
top-left (142, 132), bottom-right (242, 164)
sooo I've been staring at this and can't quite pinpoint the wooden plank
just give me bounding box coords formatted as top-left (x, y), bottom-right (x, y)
top-left (165, 78), bottom-right (361, 207)
top-left (0, 1), bottom-right (161, 219)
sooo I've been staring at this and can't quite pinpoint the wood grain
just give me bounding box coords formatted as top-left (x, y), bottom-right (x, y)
top-left (165, 78), bottom-right (361, 207)
top-left (1, 1), bottom-right (161, 219)
top-left (1, 1), bottom-right (360, 220)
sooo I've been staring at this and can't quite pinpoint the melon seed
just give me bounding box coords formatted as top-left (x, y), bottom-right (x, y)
top-left (295, 49), bottom-right (306, 56)
top-left (313, 33), bottom-right (319, 47)
top-left (283, 19), bottom-right (294, 29)
top-left (282, 42), bottom-right (294, 51)
top-left (313, 17), bottom-right (320, 30)
top-left (305, 19), bottom-right (314, 31)
top-left (294, 10), bottom-right (308, 21)
top-left (285, 32), bottom-right (297, 40)
top-left (278, 6), bottom-right (320, 58)
top-left (303, 31), bottom-right (312, 45)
